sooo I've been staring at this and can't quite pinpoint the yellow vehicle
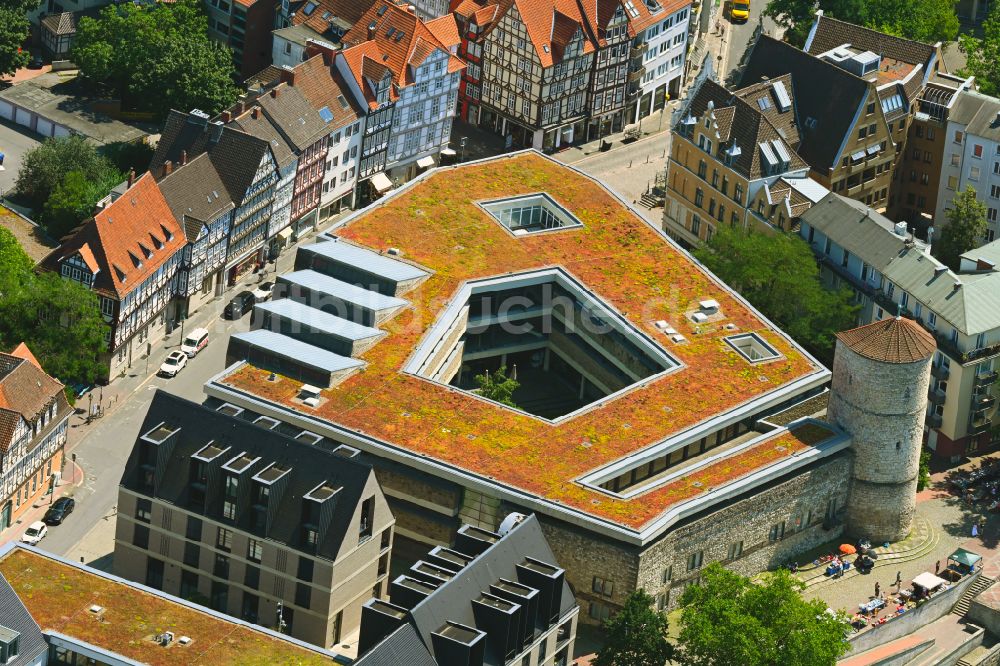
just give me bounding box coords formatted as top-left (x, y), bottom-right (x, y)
top-left (731, 0), bottom-right (750, 22)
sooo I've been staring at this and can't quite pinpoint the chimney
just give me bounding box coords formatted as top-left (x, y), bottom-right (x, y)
top-left (368, 21), bottom-right (376, 39)
top-left (221, 110), bottom-right (232, 123)
top-left (180, 150), bottom-right (188, 166)
top-left (304, 39), bottom-right (336, 61)
top-left (251, 107), bottom-right (260, 119)
top-left (270, 87), bottom-right (279, 98)
top-left (163, 160), bottom-right (173, 176)
top-left (127, 168), bottom-right (136, 188)
top-left (236, 99), bottom-right (247, 115)
top-left (279, 65), bottom-right (296, 86)
top-left (358, 599), bottom-right (408, 656)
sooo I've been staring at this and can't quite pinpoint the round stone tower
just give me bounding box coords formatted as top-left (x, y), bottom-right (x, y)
top-left (828, 317), bottom-right (936, 543)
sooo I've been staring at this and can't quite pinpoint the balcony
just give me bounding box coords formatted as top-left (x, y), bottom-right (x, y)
top-left (971, 417), bottom-right (993, 435)
top-left (927, 413), bottom-right (943, 428)
top-left (976, 371), bottom-right (999, 388)
top-left (630, 43), bottom-right (648, 58)
top-left (928, 387), bottom-right (946, 405)
top-left (628, 67), bottom-right (646, 82)
top-left (974, 395), bottom-right (996, 414)
top-left (931, 363), bottom-right (950, 381)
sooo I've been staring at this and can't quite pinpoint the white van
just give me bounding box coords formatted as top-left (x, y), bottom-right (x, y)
top-left (180, 328), bottom-right (210, 357)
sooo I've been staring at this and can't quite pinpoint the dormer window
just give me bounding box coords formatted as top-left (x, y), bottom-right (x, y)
top-left (129, 251), bottom-right (143, 269)
top-left (0, 627), bottom-right (20, 664)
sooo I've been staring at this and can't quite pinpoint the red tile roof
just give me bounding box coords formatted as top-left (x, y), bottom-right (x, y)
top-left (341, 1), bottom-right (464, 91)
top-left (9, 343), bottom-right (41, 370)
top-left (836, 317), bottom-right (936, 364)
top-left (425, 14), bottom-right (461, 49)
top-left (0, 344), bottom-right (65, 454)
top-left (40, 173), bottom-right (186, 300)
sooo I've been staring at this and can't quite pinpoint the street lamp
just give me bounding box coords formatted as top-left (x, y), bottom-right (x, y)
top-left (460, 137), bottom-right (467, 163)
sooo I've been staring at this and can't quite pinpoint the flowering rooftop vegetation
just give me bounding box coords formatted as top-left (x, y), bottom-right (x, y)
top-left (0, 548), bottom-right (332, 665)
top-left (223, 152), bottom-right (829, 530)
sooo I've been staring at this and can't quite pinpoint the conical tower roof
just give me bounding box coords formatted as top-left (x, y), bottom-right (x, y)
top-left (835, 316), bottom-right (936, 364)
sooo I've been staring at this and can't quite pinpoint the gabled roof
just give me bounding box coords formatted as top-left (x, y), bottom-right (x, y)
top-left (733, 73), bottom-right (800, 147)
top-left (287, 0), bottom-right (370, 38)
top-left (948, 90), bottom-right (1000, 143)
top-left (342, 1), bottom-right (464, 90)
top-left (738, 35), bottom-right (871, 171)
top-left (836, 317), bottom-right (936, 364)
top-left (40, 11), bottom-right (75, 36)
top-left (40, 173), bottom-right (186, 298)
top-left (150, 113), bottom-right (274, 207)
top-left (157, 152), bottom-right (234, 230)
top-left (506, 0), bottom-right (596, 67)
top-left (121, 391), bottom-right (378, 561)
top-left (806, 12), bottom-right (937, 74)
top-left (284, 50), bottom-right (364, 127)
top-left (252, 83), bottom-right (332, 151)
top-left (229, 104), bottom-right (297, 169)
top-left (0, 344), bottom-right (67, 454)
top-left (425, 15), bottom-right (461, 49)
top-left (679, 78), bottom-right (807, 180)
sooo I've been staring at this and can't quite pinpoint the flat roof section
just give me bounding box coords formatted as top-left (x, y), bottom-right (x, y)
top-left (231, 329), bottom-right (364, 373)
top-left (302, 238), bottom-right (428, 282)
top-left (255, 298), bottom-right (384, 341)
top-left (278, 269), bottom-right (408, 312)
top-left (217, 152), bottom-right (829, 533)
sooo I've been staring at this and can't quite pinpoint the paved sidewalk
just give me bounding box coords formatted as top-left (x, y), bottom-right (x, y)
top-left (0, 458), bottom-right (85, 546)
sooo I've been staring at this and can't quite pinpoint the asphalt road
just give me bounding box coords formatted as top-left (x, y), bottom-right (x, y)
top-left (36, 294), bottom-right (253, 559)
top-left (723, 3), bottom-right (778, 82)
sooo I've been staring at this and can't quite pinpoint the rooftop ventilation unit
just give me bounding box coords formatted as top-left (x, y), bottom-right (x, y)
top-left (699, 299), bottom-right (720, 315)
top-left (894, 221), bottom-right (908, 237)
top-left (771, 80), bottom-right (792, 112)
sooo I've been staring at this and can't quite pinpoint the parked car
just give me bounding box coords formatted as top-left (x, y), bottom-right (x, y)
top-left (730, 0), bottom-right (750, 22)
top-left (20, 521), bottom-right (47, 545)
top-left (70, 382), bottom-right (92, 399)
top-left (43, 497), bottom-right (75, 525)
top-left (252, 281), bottom-right (274, 302)
top-left (224, 290), bottom-right (256, 319)
top-left (180, 328), bottom-right (210, 357)
top-left (28, 54), bottom-right (44, 69)
top-left (159, 350), bottom-right (188, 377)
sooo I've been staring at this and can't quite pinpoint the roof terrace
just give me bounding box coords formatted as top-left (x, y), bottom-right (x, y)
top-left (214, 152), bottom-right (834, 536)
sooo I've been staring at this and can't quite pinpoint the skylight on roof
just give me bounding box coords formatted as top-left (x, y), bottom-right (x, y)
top-left (387, 26), bottom-right (396, 37)
top-left (318, 106), bottom-right (334, 122)
top-left (725, 333), bottom-right (781, 363)
top-left (479, 193), bottom-right (583, 236)
top-left (771, 80), bottom-right (792, 112)
top-left (376, 3), bottom-right (387, 15)
top-left (337, 95), bottom-right (349, 109)
top-left (757, 96), bottom-right (771, 111)
top-left (302, 1), bottom-right (316, 14)
top-left (623, 0), bottom-right (640, 17)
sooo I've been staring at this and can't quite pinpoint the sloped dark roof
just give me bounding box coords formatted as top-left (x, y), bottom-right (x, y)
top-left (679, 78), bottom-right (806, 180)
top-left (230, 106), bottom-right (297, 170)
top-left (354, 625), bottom-right (437, 666)
top-left (836, 317), bottom-right (936, 364)
top-left (806, 13), bottom-right (937, 70)
top-left (156, 152), bottom-right (234, 230)
top-left (738, 35), bottom-right (870, 171)
top-left (120, 391), bottom-right (378, 561)
top-left (0, 572), bottom-right (47, 663)
top-left (255, 84), bottom-right (331, 151)
top-left (41, 11), bottom-right (75, 36)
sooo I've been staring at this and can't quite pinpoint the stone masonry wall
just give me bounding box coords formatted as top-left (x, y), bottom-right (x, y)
top-left (532, 453), bottom-right (852, 624)
top-left (828, 341), bottom-right (932, 541)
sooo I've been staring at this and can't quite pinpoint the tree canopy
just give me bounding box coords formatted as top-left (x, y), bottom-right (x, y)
top-left (677, 564), bottom-right (851, 666)
top-left (15, 136), bottom-right (116, 212)
top-left (73, 0), bottom-right (238, 119)
top-left (961, 1), bottom-right (1000, 96)
top-left (41, 168), bottom-right (123, 240)
top-left (935, 186), bottom-right (988, 270)
top-left (0, 5), bottom-right (29, 78)
top-left (474, 365), bottom-right (520, 408)
top-left (764, 0), bottom-right (959, 46)
top-left (594, 589), bottom-right (674, 666)
top-left (693, 225), bottom-right (858, 363)
top-left (0, 227), bottom-right (107, 384)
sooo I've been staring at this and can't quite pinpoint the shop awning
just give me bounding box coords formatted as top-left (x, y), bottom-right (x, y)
top-left (950, 548), bottom-right (982, 568)
top-left (416, 156), bottom-right (435, 169)
top-left (850, 150), bottom-right (866, 162)
top-left (370, 172), bottom-right (393, 193)
top-left (276, 227), bottom-right (293, 241)
top-left (440, 148), bottom-right (456, 157)
top-left (912, 572), bottom-right (947, 590)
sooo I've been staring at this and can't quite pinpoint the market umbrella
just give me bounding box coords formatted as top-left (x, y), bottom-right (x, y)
top-left (840, 543), bottom-right (857, 555)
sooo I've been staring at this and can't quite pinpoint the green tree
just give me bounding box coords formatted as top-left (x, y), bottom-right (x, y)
top-left (0, 226), bottom-right (33, 296)
top-left (15, 136), bottom-right (113, 212)
top-left (0, 7), bottom-right (29, 77)
top-left (0, 272), bottom-right (107, 384)
top-left (41, 167), bottom-right (123, 240)
top-left (594, 589), bottom-right (674, 666)
top-left (73, 0), bottom-right (238, 119)
top-left (474, 365), bottom-right (519, 408)
top-left (694, 226), bottom-right (858, 362)
top-left (935, 186), bottom-right (988, 270)
top-left (678, 564), bottom-right (850, 666)
top-left (918, 448), bottom-right (932, 490)
top-left (762, 0), bottom-right (815, 46)
top-left (961, 2), bottom-right (1000, 96)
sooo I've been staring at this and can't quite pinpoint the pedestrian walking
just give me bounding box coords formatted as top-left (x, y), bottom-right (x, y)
top-left (875, 581), bottom-right (880, 598)
top-left (973, 523), bottom-right (979, 538)
top-left (935, 560), bottom-right (941, 574)
top-left (894, 571), bottom-right (902, 590)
